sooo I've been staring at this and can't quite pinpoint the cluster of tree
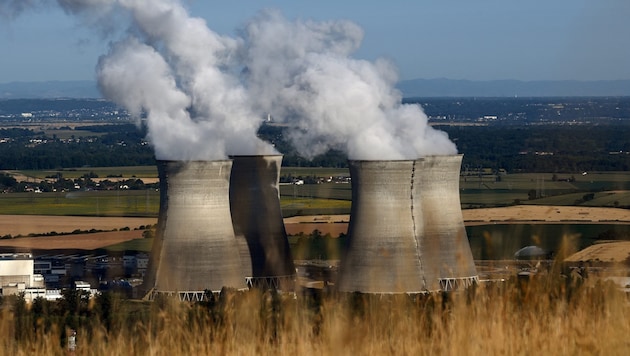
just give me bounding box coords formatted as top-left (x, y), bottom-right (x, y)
top-left (1, 224), bottom-right (154, 240)
top-left (0, 173), bottom-right (17, 191)
top-left (440, 124), bottom-right (630, 173)
top-left (407, 97), bottom-right (630, 124)
top-left (0, 125), bottom-right (154, 170)
top-left (1, 172), bottom-right (155, 193)
top-left (4, 288), bottom-right (150, 346)
top-left (289, 230), bottom-right (347, 260)
top-left (3, 110), bottom-right (630, 173)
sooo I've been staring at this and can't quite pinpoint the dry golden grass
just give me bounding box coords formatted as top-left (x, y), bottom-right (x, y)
top-left (2, 272), bottom-right (630, 355)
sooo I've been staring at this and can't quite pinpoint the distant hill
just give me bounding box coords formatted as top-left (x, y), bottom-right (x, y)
top-left (0, 80), bottom-right (100, 99)
top-left (2, 79), bottom-right (629, 99)
top-left (396, 78), bottom-right (630, 97)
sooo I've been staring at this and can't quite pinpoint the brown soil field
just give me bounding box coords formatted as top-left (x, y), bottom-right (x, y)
top-left (0, 215), bottom-right (157, 236)
top-left (564, 240), bottom-right (630, 263)
top-left (1, 205), bottom-right (628, 251)
top-left (462, 205), bottom-right (630, 224)
top-left (0, 230), bottom-right (144, 251)
top-left (282, 206), bottom-right (630, 235)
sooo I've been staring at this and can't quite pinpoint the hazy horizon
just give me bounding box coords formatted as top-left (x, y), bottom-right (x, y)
top-left (1, 1), bottom-right (629, 83)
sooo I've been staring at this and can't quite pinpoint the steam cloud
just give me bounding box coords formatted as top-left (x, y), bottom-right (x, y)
top-left (4, 0), bottom-right (457, 160)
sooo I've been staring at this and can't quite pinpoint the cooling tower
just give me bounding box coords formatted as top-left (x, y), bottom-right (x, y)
top-left (229, 155), bottom-right (295, 290)
top-left (337, 160), bottom-right (426, 293)
top-left (415, 155), bottom-right (478, 291)
top-left (143, 160), bottom-right (246, 300)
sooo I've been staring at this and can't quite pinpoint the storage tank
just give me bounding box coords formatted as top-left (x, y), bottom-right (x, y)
top-left (143, 160), bottom-right (247, 300)
top-left (337, 160), bottom-right (426, 293)
top-left (229, 155), bottom-right (295, 290)
top-left (415, 155), bottom-right (478, 291)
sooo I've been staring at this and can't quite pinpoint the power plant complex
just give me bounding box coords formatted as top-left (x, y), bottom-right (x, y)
top-left (144, 156), bottom-right (297, 300)
top-left (144, 154), bottom-right (477, 298)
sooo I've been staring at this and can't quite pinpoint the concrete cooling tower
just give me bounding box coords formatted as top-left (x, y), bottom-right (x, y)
top-left (143, 160), bottom-right (247, 301)
top-left (337, 155), bottom-right (478, 294)
top-left (229, 155), bottom-right (296, 290)
top-left (337, 160), bottom-right (426, 293)
top-left (415, 155), bottom-right (478, 291)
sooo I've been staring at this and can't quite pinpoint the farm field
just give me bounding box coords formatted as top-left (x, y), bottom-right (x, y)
top-left (4, 165), bottom-right (159, 181)
top-left (2, 205), bottom-right (629, 258)
top-left (5, 166), bottom-right (630, 208)
top-left (0, 215), bottom-right (156, 237)
top-left (0, 190), bottom-right (160, 216)
top-left (1, 167), bottom-right (629, 257)
top-left (0, 230), bottom-right (147, 251)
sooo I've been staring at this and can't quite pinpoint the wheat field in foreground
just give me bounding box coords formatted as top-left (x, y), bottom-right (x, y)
top-left (1, 267), bottom-right (629, 355)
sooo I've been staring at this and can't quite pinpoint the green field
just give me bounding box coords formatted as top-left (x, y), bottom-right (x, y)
top-left (461, 171), bottom-right (630, 208)
top-left (13, 166), bottom-right (159, 180)
top-left (279, 167), bottom-right (349, 178)
top-left (2, 167), bottom-right (630, 216)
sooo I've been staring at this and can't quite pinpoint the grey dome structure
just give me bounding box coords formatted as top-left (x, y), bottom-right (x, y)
top-left (143, 160), bottom-right (247, 301)
top-left (337, 160), bottom-right (426, 293)
top-left (229, 155), bottom-right (296, 290)
top-left (415, 155), bottom-right (478, 291)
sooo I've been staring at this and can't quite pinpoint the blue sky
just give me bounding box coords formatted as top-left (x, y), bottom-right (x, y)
top-left (1, 0), bottom-right (629, 83)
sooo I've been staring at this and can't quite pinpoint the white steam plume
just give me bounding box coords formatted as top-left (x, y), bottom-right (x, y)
top-left (59, 0), bottom-right (278, 160)
top-left (240, 10), bottom-right (457, 160)
top-left (5, 1), bottom-right (457, 161)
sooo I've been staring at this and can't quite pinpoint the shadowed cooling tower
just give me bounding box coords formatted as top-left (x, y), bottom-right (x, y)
top-left (143, 160), bottom-right (246, 300)
top-left (229, 155), bottom-right (295, 290)
top-left (337, 160), bottom-right (426, 293)
top-left (415, 155), bottom-right (478, 291)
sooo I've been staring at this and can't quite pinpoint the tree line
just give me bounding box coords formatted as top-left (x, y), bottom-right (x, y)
top-left (2, 122), bottom-right (630, 173)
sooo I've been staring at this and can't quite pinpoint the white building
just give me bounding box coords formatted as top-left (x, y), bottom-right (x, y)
top-left (1, 253), bottom-right (45, 301)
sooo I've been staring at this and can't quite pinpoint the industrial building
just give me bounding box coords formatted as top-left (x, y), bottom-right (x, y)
top-left (139, 154), bottom-right (477, 298)
top-left (0, 253), bottom-right (46, 302)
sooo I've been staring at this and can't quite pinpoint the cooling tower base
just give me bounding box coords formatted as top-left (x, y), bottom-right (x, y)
top-left (437, 276), bottom-right (479, 292)
top-left (147, 290), bottom-right (209, 302)
top-left (245, 275), bottom-right (296, 291)
top-left (147, 287), bottom-right (251, 302)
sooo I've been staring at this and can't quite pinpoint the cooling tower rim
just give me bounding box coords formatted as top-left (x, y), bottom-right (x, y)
top-left (347, 159), bottom-right (417, 163)
top-left (228, 154), bottom-right (284, 158)
top-left (416, 153), bottom-right (464, 159)
top-left (155, 159), bottom-right (233, 163)
top-left (347, 154), bottom-right (463, 163)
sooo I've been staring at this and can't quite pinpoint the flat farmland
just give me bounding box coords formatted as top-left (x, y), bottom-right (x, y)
top-left (0, 215), bottom-right (157, 236)
top-left (0, 230), bottom-right (147, 251)
top-left (6, 166), bottom-right (158, 181)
